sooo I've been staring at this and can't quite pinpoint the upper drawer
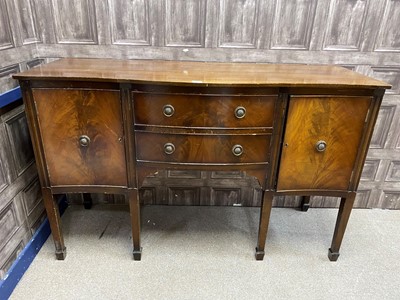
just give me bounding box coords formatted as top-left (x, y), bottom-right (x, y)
top-left (133, 93), bottom-right (277, 128)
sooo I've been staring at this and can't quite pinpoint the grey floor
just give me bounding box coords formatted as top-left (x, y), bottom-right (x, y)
top-left (10, 204), bottom-right (400, 300)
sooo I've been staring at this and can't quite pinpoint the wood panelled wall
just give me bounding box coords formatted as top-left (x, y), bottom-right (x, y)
top-left (0, 103), bottom-right (45, 279)
top-left (1, 0), bottom-right (399, 209)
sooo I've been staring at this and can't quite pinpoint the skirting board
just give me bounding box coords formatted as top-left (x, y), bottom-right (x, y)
top-left (0, 87), bottom-right (21, 109)
top-left (0, 196), bottom-right (68, 300)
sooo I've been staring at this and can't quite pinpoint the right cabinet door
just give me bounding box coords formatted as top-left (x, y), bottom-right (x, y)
top-left (277, 96), bottom-right (372, 191)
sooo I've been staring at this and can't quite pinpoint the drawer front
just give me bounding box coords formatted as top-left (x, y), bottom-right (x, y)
top-left (277, 96), bottom-right (372, 191)
top-left (136, 132), bottom-right (271, 164)
top-left (32, 89), bottom-right (127, 187)
top-left (133, 93), bottom-right (276, 128)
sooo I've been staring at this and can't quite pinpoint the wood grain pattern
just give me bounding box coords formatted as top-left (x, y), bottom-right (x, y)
top-left (21, 177), bottom-right (41, 214)
top-left (361, 159), bottom-right (380, 181)
top-left (370, 67), bottom-right (400, 94)
top-left (50, 0), bottom-right (97, 44)
top-left (108, 0), bottom-right (150, 45)
top-left (164, 0), bottom-right (206, 47)
top-left (0, 64), bottom-right (20, 92)
top-left (169, 187), bottom-right (200, 205)
top-left (134, 93), bottom-right (276, 128)
top-left (386, 161), bottom-right (400, 181)
top-left (0, 0), bottom-right (14, 50)
top-left (0, 222), bottom-right (30, 279)
top-left (277, 96), bottom-right (372, 191)
top-left (380, 191), bottom-right (400, 209)
top-left (0, 239), bottom-right (23, 279)
top-left (0, 104), bottom-right (38, 275)
top-left (218, 0), bottom-right (258, 48)
top-left (0, 104), bottom-right (20, 187)
top-left (13, 58), bottom-right (390, 89)
top-left (12, 0), bottom-right (40, 45)
top-left (374, 0), bottom-right (400, 51)
top-left (323, 0), bottom-right (369, 50)
top-left (22, 177), bottom-right (45, 232)
top-left (0, 192), bottom-right (28, 269)
top-left (0, 160), bottom-right (7, 193)
top-left (32, 88), bottom-right (127, 187)
top-left (271, 0), bottom-right (316, 50)
top-left (135, 132), bottom-right (271, 164)
top-left (369, 104), bottom-right (396, 148)
top-left (0, 201), bottom-right (22, 250)
top-left (4, 109), bottom-right (34, 176)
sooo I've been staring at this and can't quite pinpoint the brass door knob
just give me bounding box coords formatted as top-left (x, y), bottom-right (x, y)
top-left (79, 135), bottom-right (90, 147)
top-left (315, 140), bottom-right (327, 152)
top-left (235, 106), bottom-right (246, 119)
top-left (164, 143), bottom-right (175, 155)
top-left (163, 104), bottom-right (175, 117)
top-left (232, 144), bottom-right (244, 156)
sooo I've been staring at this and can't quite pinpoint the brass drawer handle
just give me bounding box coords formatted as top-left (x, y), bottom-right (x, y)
top-left (235, 106), bottom-right (246, 119)
top-left (315, 140), bottom-right (327, 152)
top-left (163, 104), bottom-right (175, 117)
top-left (232, 144), bottom-right (243, 156)
top-left (79, 135), bottom-right (90, 147)
top-left (164, 143), bottom-right (175, 155)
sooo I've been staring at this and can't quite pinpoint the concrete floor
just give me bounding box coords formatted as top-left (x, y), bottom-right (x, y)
top-left (10, 205), bottom-right (400, 300)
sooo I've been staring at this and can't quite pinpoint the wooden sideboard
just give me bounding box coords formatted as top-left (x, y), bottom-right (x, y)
top-left (14, 59), bottom-right (390, 261)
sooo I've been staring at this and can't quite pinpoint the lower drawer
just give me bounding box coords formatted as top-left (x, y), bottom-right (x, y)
top-left (135, 132), bottom-right (271, 164)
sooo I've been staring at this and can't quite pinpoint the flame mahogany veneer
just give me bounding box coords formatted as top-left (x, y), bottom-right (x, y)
top-left (14, 59), bottom-right (390, 261)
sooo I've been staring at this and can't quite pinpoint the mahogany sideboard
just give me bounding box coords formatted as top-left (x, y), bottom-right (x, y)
top-left (14, 59), bottom-right (390, 261)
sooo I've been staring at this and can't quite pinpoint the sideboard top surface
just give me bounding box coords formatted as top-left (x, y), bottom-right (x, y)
top-left (14, 58), bottom-right (390, 89)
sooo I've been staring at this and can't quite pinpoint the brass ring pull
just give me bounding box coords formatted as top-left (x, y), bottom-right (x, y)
top-left (164, 143), bottom-right (175, 155)
top-left (163, 104), bottom-right (175, 117)
top-left (315, 140), bottom-right (327, 152)
top-left (79, 135), bottom-right (90, 147)
top-left (235, 106), bottom-right (246, 119)
top-left (232, 144), bottom-right (243, 156)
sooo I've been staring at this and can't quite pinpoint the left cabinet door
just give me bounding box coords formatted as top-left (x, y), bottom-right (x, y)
top-left (32, 89), bottom-right (127, 187)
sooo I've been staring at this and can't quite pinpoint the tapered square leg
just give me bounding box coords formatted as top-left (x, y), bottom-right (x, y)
top-left (42, 188), bottom-right (66, 260)
top-left (300, 196), bottom-right (310, 212)
top-left (328, 193), bottom-right (356, 261)
top-left (255, 247), bottom-right (265, 260)
top-left (328, 248), bottom-right (340, 261)
top-left (255, 191), bottom-right (273, 260)
top-left (55, 248), bottom-right (67, 260)
top-left (83, 193), bottom-right (92, 209)
top-left (128, 189), bottom-right (142, 261)
top-left (133, 248), bottom-right (142, 261)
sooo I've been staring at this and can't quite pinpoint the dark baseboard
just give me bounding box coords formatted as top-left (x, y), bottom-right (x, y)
top-left (0, 196), bottom-right (68, 300)
top-left (0, 87), bottom-right (21, 109)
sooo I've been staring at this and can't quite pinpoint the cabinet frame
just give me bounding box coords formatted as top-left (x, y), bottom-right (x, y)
top-left (14, 59), bottom-right (390, 262)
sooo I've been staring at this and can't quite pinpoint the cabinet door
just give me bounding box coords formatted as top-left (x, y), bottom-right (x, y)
top-left (277, 96), bottom-right (371, 191)
top-left (32, 89), bottom-right (127, 187)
